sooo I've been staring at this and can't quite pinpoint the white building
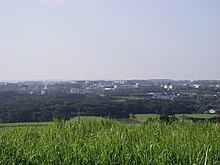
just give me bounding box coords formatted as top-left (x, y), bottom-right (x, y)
top-left (193, 84), bottom-right (200, 89)
top-left (204, 109), bottom-right (217, 114)
top-left (70, 88), bottom-right (81, 94)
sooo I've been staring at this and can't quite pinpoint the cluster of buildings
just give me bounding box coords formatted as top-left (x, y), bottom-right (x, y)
top-left (0, 80), bottom-right (219, 99)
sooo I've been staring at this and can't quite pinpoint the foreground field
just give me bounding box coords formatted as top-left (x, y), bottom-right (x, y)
top-left (0, 117), bottom-right (220, 164)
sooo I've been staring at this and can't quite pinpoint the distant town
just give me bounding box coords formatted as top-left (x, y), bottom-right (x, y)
top-left (1, 79), bottom-right (220, 100)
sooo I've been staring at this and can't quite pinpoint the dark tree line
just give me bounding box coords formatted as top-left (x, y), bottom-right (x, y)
top-left (0, 91), bottom-right (219, 123)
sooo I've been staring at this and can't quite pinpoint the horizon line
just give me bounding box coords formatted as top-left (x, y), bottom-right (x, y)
top-left (1, 78), bottom-right (220, 83)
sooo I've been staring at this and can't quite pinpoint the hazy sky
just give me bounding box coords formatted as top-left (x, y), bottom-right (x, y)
top-left (0, 0), bottom-right (220, 81)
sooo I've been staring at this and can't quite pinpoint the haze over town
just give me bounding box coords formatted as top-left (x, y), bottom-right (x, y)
top-left (0, 0), bottom-right (220, 81)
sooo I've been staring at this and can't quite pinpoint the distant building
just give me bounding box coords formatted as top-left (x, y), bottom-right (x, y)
top-left (163, 84), bottom-right (173, 91)
top-left (147, 92), bottom-right (154, 96)
top-left (133, 83), bottom-right (139, 89)
top-left (204, 109), bottom-right (220, 114)
top-left (104, 85), bottom-right (117, 91)
top-left (40, 89), bottom-right (46, 95)
top-left (193, 84), bottom-right (200, 89)
top-left (70, 88), bottom-right (81, 94)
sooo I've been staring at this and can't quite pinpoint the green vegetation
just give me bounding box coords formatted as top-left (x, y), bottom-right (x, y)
top-left (0, 117), bottom-right (219, 164)
top-left (1, 91), bottom-right (220, 123)
top-left (0, 122), bottom-right (49, 128)
top-left (116, 96), bottom-right (144, 100)
top-left (134, 114), bottom-right (159, 122)
top-left (134, 114), bottom-right (219, 122)
top-left (176, 114), bottom-right (219, 119)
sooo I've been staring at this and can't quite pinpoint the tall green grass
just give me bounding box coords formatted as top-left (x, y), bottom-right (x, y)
top-left (0, 117), bottom-right (219, 164)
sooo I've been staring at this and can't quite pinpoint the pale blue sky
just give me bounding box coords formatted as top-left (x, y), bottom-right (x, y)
top-left (0, 0), bottom-right (220, 80)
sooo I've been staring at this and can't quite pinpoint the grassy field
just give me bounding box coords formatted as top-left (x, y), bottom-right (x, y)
top-left (134, 114), bottom-right (159, 122)
top-left (134, 114), bottom-right (219, 122)
top-left (176, 114), bottom-right (219, 119)
top-left (0, 117), bottom-right (219, 164)
top-left (0, 122), bottom-right (49, 128)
